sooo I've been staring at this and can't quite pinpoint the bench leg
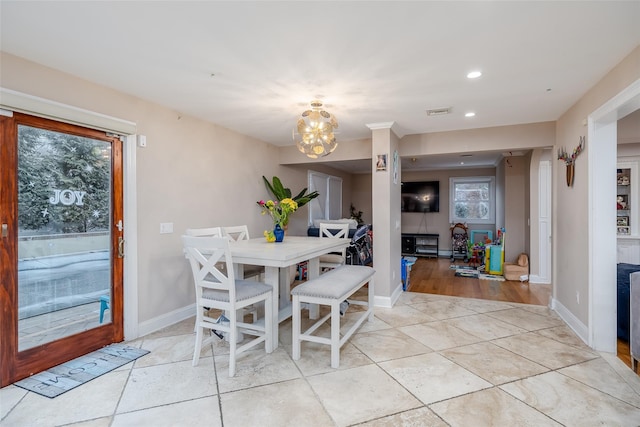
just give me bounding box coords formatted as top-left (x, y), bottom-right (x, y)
top-left (367, 279), bottom-right (375, 322)
top-left (331, 300), bottom-right (340, 369)
top-left (292, 294), bottom-right (301, 361)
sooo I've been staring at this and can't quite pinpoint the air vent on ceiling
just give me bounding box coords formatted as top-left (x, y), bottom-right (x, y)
top-left (426, 107), bottom-right (451, 116)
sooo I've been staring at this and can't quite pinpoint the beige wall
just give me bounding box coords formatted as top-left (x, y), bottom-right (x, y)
top-left (0, 52), bottom-right (331, 325)
top-left (400, 122), bottom-right (555, 157)
top-left (555, 45), bottom-right (640, 326)
top-left (400, 167), bottom-right (497, 252)
top-left (503, 155), bottom-right (530, 262)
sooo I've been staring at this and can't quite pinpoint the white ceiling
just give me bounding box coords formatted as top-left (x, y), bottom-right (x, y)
top-left (1, 1), bottom-right (639, 173)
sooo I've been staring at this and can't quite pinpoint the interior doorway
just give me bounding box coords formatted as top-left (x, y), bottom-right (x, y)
top-left (589, 79), bottom-right (640, 353)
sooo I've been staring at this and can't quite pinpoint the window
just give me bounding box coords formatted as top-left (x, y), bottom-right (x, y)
top-left (308, 171), bottom-right (342, 225)
top-left (449, 176), bottom-right (495, 224)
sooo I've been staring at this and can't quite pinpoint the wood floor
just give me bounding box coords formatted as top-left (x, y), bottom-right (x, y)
top-left (406, 257), bottom-right (637, 373)
top-left (407, 257), bottom-right (551, 305)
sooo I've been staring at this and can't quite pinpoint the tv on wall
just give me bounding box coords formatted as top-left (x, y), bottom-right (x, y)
top-left (401, 181), bottom-right (440, 213)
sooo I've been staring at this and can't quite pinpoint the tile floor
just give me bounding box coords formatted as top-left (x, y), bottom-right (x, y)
top-left (2, 292), bottom-right (640, 426)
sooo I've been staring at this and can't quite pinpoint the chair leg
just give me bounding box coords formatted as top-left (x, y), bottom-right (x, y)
top-left (265, 295), bottom-right (273, 354)
top-left (228, 312), bottom-right (237, 377)
top-left (292, 295), bottom-right (301, 360)
top-left (192, 323), bottom-right (203, 367)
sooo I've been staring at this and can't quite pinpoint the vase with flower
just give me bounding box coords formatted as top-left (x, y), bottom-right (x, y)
top-left (257, 198), bottom-right (298, 242)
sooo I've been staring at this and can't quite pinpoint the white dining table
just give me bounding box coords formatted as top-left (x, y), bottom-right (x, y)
top-left (229, 235), bottom-right (350, 351)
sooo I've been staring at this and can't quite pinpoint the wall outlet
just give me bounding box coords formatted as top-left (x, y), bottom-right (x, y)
top-left (160, 222), bottom-right (173, 234)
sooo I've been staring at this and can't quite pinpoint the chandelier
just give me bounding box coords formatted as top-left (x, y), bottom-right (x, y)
top-left (294, 100), bottom-right (338, 159)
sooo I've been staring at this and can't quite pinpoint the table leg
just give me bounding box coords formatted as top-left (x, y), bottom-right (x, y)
top-left (307, 257), bottom-right (320, 319)
top-left (264, 266), bottom-right (280, 351)
top-left (279, 266), bottom-right (291, 309)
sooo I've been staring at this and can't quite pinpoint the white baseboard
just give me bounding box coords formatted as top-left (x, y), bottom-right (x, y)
top-left (374, 280), bottom-right (404, 308)
top-left (137, 303), bottom-right (196, 338)
top-left (551, 297), bottom-right (589, 345)
top-left (529, 274), bottom-right (551, 284)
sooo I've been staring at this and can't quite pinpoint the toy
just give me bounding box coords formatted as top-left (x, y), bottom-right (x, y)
top-left (617, 196), bottom-right (627, 210)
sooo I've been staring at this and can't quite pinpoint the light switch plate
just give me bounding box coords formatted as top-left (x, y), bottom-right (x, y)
top-left (160, 222), bottom-right (173, 234)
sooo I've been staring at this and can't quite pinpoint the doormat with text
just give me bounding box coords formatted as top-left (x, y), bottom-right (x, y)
top-left (14, 343), bottom-right (149, 398)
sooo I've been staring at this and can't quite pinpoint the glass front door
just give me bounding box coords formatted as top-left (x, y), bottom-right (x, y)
top-left (0, 112), bottom-right (124, 387)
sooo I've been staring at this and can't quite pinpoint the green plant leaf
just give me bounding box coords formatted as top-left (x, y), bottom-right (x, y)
top-left (262, 176), bottom-right (319, 207)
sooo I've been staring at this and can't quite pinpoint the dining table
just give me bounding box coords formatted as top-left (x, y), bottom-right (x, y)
top-left (229, 235), bottom-right (350, 351)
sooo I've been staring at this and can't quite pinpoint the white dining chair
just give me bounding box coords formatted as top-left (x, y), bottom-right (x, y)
top-left (319, 222), bottom-right (350, 270)
top-left (186, 226), bottom-right (257, 322)
top-left (182, 235), bottom-right (273, 377)
top-left (185, 227), bottom-right (223, 238)
top-left (222, 225), bottom-right (264, 280)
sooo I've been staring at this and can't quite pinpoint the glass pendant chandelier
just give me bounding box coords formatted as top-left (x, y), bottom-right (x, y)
top-left (295, 100), bottom-right (338, 159)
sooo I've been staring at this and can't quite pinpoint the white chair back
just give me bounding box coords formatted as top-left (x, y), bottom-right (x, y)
top-left (319, 223), bottom-right (350, 239)
top-left (223, 225), bottom-right (250, 241)
top-left (319, 222), bottom-right (350, 269)
top-left (183, 235), bottom-right (236, 302)
top-left (185, 227), bottom-right (223, 237)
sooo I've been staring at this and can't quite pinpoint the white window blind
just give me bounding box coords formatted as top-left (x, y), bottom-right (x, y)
top-left (308, 171), bottom-right (343, 225)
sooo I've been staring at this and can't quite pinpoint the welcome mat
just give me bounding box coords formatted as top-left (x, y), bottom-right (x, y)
top-left (14, 343), bottom-right (149, 398)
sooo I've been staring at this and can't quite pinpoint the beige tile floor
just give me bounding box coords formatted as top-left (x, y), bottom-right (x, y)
top-left (2, 292), bottom-right (640, 427)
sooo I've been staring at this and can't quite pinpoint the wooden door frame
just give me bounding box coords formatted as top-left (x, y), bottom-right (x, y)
top-left (0, 112), bottom-right (124, 387)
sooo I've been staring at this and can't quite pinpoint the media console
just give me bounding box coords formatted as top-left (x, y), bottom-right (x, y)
top-left (402, 233), bottom-right (439, 258)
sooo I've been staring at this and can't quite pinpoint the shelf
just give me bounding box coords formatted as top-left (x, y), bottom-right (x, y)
top-left (402, 233), bottom-right (439, 258)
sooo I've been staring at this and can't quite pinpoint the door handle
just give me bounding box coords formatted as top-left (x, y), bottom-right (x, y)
top-left (118, 236), bottom-right (125, 258)
top-left (1, 224), bottom-right (7, 238)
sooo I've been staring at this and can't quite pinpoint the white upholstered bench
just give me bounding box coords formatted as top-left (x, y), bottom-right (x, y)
top-left (291, 265), bottom-right (375, 368)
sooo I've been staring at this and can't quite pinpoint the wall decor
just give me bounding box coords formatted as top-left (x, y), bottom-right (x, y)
top-left (393, 150), bottom-right (399, 183)
top-left (376, 154), bottom-right (387, 171)
top-left (617, 216), bottom-right (629, 227)
top-left (557, 136), bottom-right (585, 187)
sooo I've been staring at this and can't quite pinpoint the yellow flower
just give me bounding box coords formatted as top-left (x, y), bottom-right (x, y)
top-left (257, 198), bottom-right (298, 228)
top-left (263, 229), bottom-right (276, 242)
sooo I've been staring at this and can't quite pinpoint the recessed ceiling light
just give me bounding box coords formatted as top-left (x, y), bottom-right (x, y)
top-left (467, 71), bottom-right (482, 79)
top-left (465, 112), bottom-right (476, 117)
top-left (460, 161), bottom-right (465, 165)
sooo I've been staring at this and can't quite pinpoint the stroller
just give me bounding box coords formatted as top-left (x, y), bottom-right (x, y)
top-left (450, 223), bottom-right (469, 262)
top-left (346, 225), bottom-right (373, 266)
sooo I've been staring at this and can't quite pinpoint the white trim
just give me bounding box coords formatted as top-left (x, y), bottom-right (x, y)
top-left (375, 281), bottom-right (404, 308)
top-left (123, 135), bottom-right (139, 341)
top-left (528, 274), bottom-right (550, 285)
top-left (138, 303), bottom-right (196, 338)
top-left (551, 297), bottom-right (589, 345)
top-left (538, 160), bottom-right (552, 283)
top-left (588, 78), bottom-right (640, 352)
top-left (0, 88), bottom-right (136, 135)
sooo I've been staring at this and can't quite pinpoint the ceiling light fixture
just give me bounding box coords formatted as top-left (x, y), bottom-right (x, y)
top-left (294, 100), bottom-right (338, 159)
top-left (465, 112), bottom-right (476, 117)
top-left (467, 71), bottom-right (482, 79)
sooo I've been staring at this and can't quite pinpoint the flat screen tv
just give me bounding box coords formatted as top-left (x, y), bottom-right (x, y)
top-left (401, 181), bottom-right (440, 213)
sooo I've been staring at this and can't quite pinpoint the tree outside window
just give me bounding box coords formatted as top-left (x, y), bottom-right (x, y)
top-left (449, 177), bottom-right (495, 224)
